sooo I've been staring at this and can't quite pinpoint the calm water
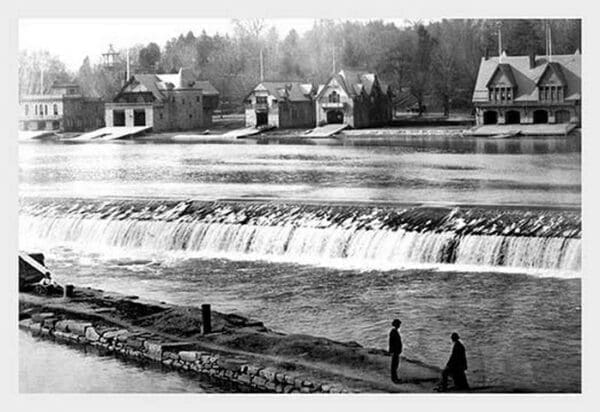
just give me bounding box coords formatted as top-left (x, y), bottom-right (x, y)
top-left (19, 137), bottom-right (581, 206)
top-left (18, 136), bottom-right (581, 392)
top-left (19, 330), bottom-right (226, 393)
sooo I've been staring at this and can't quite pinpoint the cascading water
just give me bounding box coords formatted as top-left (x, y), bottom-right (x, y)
top-left (19, 198), bottom-right (581, 274)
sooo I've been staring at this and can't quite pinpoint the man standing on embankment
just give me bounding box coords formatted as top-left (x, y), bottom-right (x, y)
top-left (389, 318), bottom-right (403, 383)
top-left (439, 332), bottom-right (469, 391)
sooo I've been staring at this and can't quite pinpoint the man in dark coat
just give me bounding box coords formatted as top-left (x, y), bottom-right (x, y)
top-left (440, 332), bottom-right (469, 391)
top-left (388, 319), bottom-right (403, 383)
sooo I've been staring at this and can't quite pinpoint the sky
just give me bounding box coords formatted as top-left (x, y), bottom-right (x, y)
top-left (19, 18), bottom-right (410, 71)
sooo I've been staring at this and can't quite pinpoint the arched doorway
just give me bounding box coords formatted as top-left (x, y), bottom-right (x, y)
top-left (327, 110), bottom-right (344, 124)
top-left (483, 110), bottom-right (498, 125)
top-left (256, 112), bottom-right (268, 126)
top-left (533, 109), bottom-right (548, 124)
top-left (505, 110), bottom-right (521, 125)
top-left (555, 110), bottom-right (571, 123)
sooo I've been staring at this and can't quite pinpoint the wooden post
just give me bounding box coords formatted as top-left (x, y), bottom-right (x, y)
top-left (202, 304), bottom-right (211, 335)
top-left (64, 284), bottom-right (74, 298)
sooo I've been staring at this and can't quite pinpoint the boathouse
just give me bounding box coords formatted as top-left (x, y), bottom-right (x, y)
top-left (314, 70), bottom-right (392, 128)
top-left (105, 68), bottom-right (219, 132)
top-left (19, 82), bottom-right (104, 132)
top-left (472, 50), bottom-right (581, 126)
top-left (244, 81), bottom-right (316, 128)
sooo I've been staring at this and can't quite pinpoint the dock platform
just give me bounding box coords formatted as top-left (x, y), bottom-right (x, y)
top-left (304, 124), bottom-right (348, 138)
top-left (468, 123), bottom-right (577, 137)
top-left (65, 126), bottom-right (152, 142)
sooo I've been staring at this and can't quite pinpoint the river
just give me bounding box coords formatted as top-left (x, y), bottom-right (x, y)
top-left (18, 135), bottom-right (581, 392)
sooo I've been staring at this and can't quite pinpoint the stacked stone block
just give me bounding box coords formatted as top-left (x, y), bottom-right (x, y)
top-left (19, 314), bottom-right (348, 394)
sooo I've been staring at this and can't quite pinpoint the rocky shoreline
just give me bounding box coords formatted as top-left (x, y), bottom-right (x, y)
top-left (19, 283), bottom-right (443, 393)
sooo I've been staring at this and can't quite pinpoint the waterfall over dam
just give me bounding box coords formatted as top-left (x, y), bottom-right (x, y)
top-left (19, 198), bottom-right (581, 274)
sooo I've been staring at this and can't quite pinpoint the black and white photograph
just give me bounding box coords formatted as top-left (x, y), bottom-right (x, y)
top-left (5, 1), bottom-right (596, 406)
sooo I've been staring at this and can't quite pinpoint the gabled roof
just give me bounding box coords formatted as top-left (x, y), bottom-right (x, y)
top-left (536, 62), bottom-right (568, 86)
top-left (316, 69), bottom-right (382, 100)
top-left (115, 68), bottom-right (219, 102)
top-left (246, 81), bottom-right (314, 102)
top-left (486, 63), bottom-right (517, 88)
top-left (473, 52), bottom-right (581, 103)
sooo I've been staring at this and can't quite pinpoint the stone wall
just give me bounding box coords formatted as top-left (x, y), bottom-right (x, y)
top-left (19, 313), bottom-right (348, 394)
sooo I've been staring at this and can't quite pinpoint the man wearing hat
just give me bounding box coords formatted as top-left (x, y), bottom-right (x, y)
top-left (440, 332), bottom-right (469, 391)
top-left (388, 319), bottom-right (403, 383)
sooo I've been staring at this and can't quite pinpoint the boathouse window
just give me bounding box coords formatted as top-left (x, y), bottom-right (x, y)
top-left (256, 96), bottom-right (268, 105)
top-left (329, 91), bottom-right (340, 103)
top-left (34, 105), bottom-right (38, 115)
top-left (539, 86), bottom-right (564, 102)
top-left (24, 104), bottom-right (29, 115)
top-left (113, 110), bottom-right (126, 126)
top-left (53, 104), bottom-right (58, 115)
top-left (133, 109), bottom-right (146, 126)
top-left (196, 96), bottom-right (200, 102)
top-left (44, 105), bottom-right (48, 115)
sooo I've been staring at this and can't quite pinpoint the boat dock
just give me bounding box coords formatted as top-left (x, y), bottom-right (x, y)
top-left (468, 123), bottom-right (577, 137)
top-left (64, 126), bottom-right (152, 142)
top-left (304, 124), bottom-right (348, 138)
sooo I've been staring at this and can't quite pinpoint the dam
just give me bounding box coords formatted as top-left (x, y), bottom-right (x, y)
top-left (20, 198), bottom-right (580, 273)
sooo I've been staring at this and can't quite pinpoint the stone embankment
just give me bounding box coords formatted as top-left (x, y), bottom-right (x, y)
top-left (20, 298), bottom-right (344, 393)
top-left (19, 284), bottom-right (442, 393)
top-left (19, 314), bottom-right (340, 393)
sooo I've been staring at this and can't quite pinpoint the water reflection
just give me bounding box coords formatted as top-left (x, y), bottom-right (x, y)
top-left (342, 135), bottom-right (580, 155)
top-left (19, 331), bottom-right (229, 393)
top-left (19, 139), bottom-right (581, 206)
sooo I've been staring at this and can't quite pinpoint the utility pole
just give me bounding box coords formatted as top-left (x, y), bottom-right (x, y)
top-left (332, 44), bottom-right (336, 74)
top-left (548, 24), bottom-right (553, 62)
top-left (126, 48), bottom-right (131, 80)
top-left (259, 48), bottom-right (264, 82)
top-left (498, 28), bottom-right (503, 62)
top-left (40, 66), bottom-right (44, 94)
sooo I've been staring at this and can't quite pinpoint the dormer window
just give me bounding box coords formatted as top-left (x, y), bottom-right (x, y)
top-left (488, 86), bottom-right (514, 103)
top-left (539, 85), bottom-right (565, 102)
top-left (329, 91), bottom-right (340, 103)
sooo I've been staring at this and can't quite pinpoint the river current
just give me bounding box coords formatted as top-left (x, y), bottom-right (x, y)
top-left (18, 136), bottom-right (581, 392)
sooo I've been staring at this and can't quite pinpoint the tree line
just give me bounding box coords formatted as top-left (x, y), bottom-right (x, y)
top-left (19, 19), bottom-right (581, 116)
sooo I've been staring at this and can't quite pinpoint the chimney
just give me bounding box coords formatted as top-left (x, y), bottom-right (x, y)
top-left (529, 53), bottom-right (536, 69)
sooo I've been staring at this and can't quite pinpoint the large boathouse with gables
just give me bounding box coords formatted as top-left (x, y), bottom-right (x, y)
top-left (472, 50), bottom-right (581, 126)
top-left (105, 68), bottom-right (219, 132)
top-left (315, 70), bottom-right (393, 129)
top-left (244, 81), bottom-right (316, 129)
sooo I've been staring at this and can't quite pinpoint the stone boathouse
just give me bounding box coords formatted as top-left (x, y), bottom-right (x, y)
top-left (244, 81), bottom-right (316, 128)
top-left (105, 68), bottom-right (219, 132)
top-left (472, 50), bottom-right (581, 126)
top-left (314, 69), bottom-right (393, 129)
top-left (19, 82), bottom-right (104, 132)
